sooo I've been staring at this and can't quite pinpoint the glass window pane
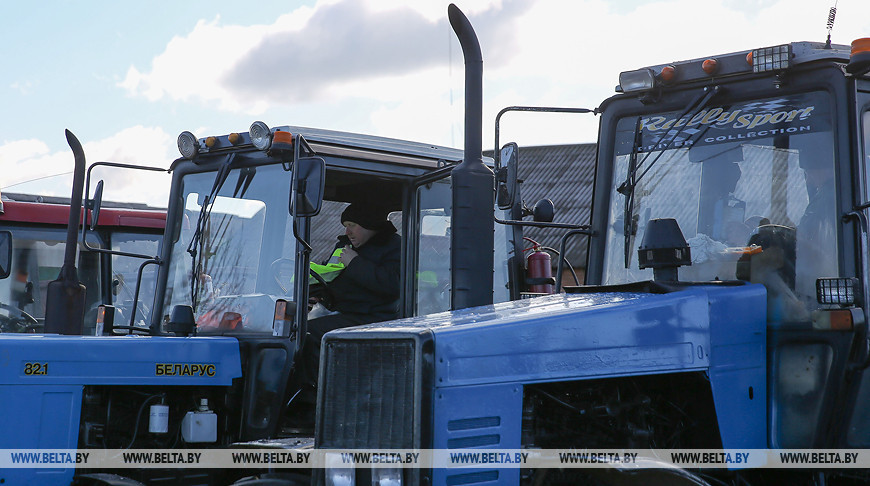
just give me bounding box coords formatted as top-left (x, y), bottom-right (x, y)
top-left (416, 180), bottom-right (452, 315)
top-left (604, 91), bottom-right (837, 322)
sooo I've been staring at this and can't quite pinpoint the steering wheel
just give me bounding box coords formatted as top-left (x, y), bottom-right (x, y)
top-left (309, 267), bottom-right (329, 288)
top-left (0, 302), bottom-right (39, 333)
top-left (270, 257), bottom-right (332, 292)
top-left (270, 258), bottom-right (295, 294)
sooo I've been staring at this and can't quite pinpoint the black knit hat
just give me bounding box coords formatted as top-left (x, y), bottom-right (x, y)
top-left (341, 203), bottom-right (390, 231)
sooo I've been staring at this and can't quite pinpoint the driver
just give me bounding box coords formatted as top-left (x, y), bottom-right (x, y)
top-left (290, 202), bottom-right (401, 419)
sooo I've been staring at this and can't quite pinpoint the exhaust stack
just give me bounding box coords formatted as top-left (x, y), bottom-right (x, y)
top-left (44, 130), bottom-right (87, 334)
top-left (448, 4), bottom-right (494, 310)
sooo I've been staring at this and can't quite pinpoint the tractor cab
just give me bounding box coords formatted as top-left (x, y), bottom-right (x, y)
top-left (88, 122), bottom-right (513, 443)
top-left (0, 191), bottom-right (164, 334)
top-left (588, 39), bottom-right (870, 450)
top-left (153, 123), bottom-right (512, 335)
top-left (0, 121), bottom-right (514, 486)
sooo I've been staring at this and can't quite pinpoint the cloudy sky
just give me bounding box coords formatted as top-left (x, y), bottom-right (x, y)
top-left (2, 0), bottom-right (869, 206)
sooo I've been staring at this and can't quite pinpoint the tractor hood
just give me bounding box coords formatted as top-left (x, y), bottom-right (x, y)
top-left (0, 335), bottom-right (242, 386)
top-left (325, 283), bottom-right (768, 450)
top-left (337, 283), bottom-right (766, 387)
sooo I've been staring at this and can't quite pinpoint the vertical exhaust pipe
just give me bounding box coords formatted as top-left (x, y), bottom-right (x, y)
top-left (44, 130), bottom-right (87, 334)
top-left (448, 4), bottom-right (494, 310)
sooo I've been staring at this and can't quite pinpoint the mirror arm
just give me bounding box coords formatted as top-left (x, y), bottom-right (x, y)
top-left (494, 105), bottom-right (598, 169)
top-left (81, 161), bottom-right (169, 259)
top-left (494, 214), bottom-right (595, 232)
top-left (291, 218), bottom-right (313, 253)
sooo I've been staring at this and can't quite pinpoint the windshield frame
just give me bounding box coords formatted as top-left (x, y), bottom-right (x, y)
top-left (152, 149), bottom-right (294, 332)
top-left (587, 70), bottom-right (857, 302)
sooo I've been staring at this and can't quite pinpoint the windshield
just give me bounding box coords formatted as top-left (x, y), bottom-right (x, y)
top-left (163, 163), bottom-right (295, 334)
top-left (0, 227), bottom-right (101, 332)
top-left (111, 231), bottom-right (161, 327)
top-left (604, 91), bottom-right (838, 322)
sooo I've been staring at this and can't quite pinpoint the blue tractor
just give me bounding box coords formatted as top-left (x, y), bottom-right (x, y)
top-left (0, 116), bottom-right (523, 485)
top-left (314, 14), bottom-right (870, 486)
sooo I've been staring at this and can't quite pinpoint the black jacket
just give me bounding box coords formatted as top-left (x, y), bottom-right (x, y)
top-left (325, 225), bottom-right (401, 322)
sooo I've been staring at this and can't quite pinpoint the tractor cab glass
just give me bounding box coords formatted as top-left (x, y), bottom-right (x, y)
top-left (603, 91), bottom-right (838, 322)
top-left (0, 227), bottom-right (103, 332)
top-left (110, 231), bottom-right (162, 327)
top-left (161, 124), bottom-right (513, 335)
top-left (163, 163), bottom-right (296, 334)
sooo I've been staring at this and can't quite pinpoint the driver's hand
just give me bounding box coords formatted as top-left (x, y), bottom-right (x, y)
top-left (339, 246), bottom-right (358, 265)
top-left (307, 296), bottom-right (321, 312)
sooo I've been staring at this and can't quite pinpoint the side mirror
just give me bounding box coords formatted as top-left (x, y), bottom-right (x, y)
top-left (0, 230), bottom-right (11, 279)
top-left (532, 198), bottom-right (555, 223)
top-left (291, 157), bottom-right (326, 217)
top-left (496, 142), bottom-right (518, 210)
top-left (88, 180), bottom-right (104, 231)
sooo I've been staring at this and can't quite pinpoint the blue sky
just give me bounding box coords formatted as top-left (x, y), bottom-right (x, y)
top-left (2, 0), bottom-right (869, 206)
top-left (2, 1), bottom-right (319, 144)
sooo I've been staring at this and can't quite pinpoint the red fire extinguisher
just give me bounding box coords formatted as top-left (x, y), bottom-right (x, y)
top-left (525, 238), bottom-right (554, 294)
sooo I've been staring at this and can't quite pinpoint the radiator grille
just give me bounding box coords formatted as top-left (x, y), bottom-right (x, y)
top-left (319, 338), bottom-right (417, 449)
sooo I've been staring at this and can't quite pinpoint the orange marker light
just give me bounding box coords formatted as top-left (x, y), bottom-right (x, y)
top-left (272, 130), bottom-right (294, 145)
top-left (228, 132), bottom-right (241, 145)
top-left (852, 38), bottom-right (870, 55)
top-left (829, 310), bottom-right (853, 331)
top-left (205, 136), bottom-right (218, 148)
top-left (745, 51), bottom-right (753, 65)
top-left (702, 59), bottom-right (718, 75)
top-left (813, 309), bottom-right (854, 331)
top-left (270, 130), bottom-right (295, 156)
top-left (847, 38), bottom-right (870, 74)
top-left (660, 65), bottom-right (676, 82)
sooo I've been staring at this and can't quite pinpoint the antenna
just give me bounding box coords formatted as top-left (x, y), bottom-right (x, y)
top-left (824, 1), bottom-right (838, 49)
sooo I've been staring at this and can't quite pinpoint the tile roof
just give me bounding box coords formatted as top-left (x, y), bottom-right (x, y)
top-left (491, 143), bottom-right (597, 271)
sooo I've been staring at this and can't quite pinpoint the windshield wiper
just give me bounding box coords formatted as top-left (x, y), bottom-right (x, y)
top-left (233, 167), bottom-right (256, 198)
top-left (187, 153), bottom-right (237, 311)
top-left (621, 116), bottom-right (643, 268)
top-left (617, 85), bottom-right (720, 268)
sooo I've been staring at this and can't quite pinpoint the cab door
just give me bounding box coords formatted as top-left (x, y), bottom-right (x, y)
top-left (845, 83), bottom-right (870, 447)
top-left (408, 165), bottom-right (513, 317)
top-left (409, 166), bottom-right (454, 316)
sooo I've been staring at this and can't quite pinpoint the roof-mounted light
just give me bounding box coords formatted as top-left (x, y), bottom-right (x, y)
top-left (750, 44), bottom-right (791, 73)
top-left (847, 38), bottom-right (870, 75)
top-left (702, 58), bottom-right (719, 75)
top-left (250, 121), bottom-right (272, 151)
top-left (228, 132), bottom-right (241, 145)
top-left (618, 68), bottom-right (656, 93)
top-left (660, 65), bottom-right (676, 83)
top-left (270, 130), bottom-right (294, 157)
top-left (205, 136), bottom-right (218, 148)
top-left (177, 131), bottom-right (199, 159)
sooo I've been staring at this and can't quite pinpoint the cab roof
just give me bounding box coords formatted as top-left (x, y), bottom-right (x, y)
top-left (618, 41), bottom-right (853, 91)
top-left (174, 124), bottom-right (491, 171)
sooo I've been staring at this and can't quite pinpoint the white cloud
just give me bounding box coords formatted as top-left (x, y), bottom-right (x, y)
top-left (0, 126), bottom-right (174, 207)
top-left (117, 0), bottom-right (870, 148)
top-left (9, 80), bottom-right (35, 95)
top-left (86, 126), bottom-right (174, 167)
top-left (0, 139), bottom-right (60, 189)
top-left (118, 15), bottom-right (299, 114)
top-left (479, 0), bottom-right (870, 146)
top-left (0, 138), bottom-right (50, 163)
top-left (119, 0), bottom-right (529, 112)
